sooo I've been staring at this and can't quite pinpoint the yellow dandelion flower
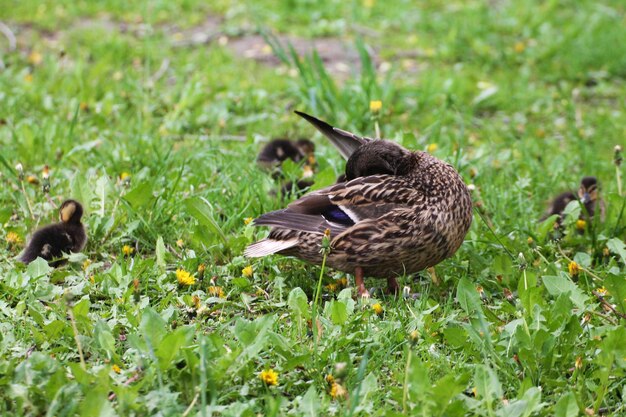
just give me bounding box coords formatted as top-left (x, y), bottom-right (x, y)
top-left (472, 387), bottom-right (477, 397)
top-left (568, 261), bottom-right (580, 277)
top-left (259, 369), bottom-right (278, 386)
top-left (120, 172), bottom-right (131, 181)
top-left (363, 0), bottom-right (375, 8)
top-left (409, 330), bottom-right (419, 345)
top-left (176, 239), bottom-right (184, 248)
top-left (244, 217), bottom-right (253, 225)
top-left (192, 295), bottom-right (201, 308)
top-left (329, 382), bottom-right (347, 399)
top-left (325, 374), bottom-right (335, 385)
top-left (325, 283), bottom-right (338, 292)
top-left (575, 356), bottom-right (582, 370)
top-left (6, 232), bottom-right (21, 245)
top-left (112, 364), bottom-right (121, 374)
top-left (302, 165), bottom-right (314, 178)
top-left (337, 277), bottom-right (348, 288)
top-left (575, 219), bottom-right (586, 231)
top-left (372, 303), bottom-right (383, 315)
top-left (242, 265), bottom-right (253, 278)
top-left (197, 263), bottom-right (206, 280)
top-left (28, 51), bottom-right (43, 65)
top-left (79, 102), bottom-right (89, 111)
top-left (122, 245), bottom-right (134, 256)
top-left (513, 41), bottom-right (525, 53)
top-left (603, 247), bottom-right (610, 257)
top-left (596, 286), bottom-right (608, 296)
top-left (176, 268), bottom-right (195, 286)
top-left (255, 288), bottom-right (266, 297)
top-left (82, 259), bottom-right (92, 270)
top-left (208, 286), bottom-right (226, 298)
top-left (527, 237), bottom-right (534, 245)
top-left (427, 143), bottom-right (438, 153)
top-left (112, 71), bottom-right (123, 81)
top-left (24, 73), bottom-right (33, 83)
top-left (369, 100), bottom-right (382, 113)
top-left (26, 175), bottom-right (39, 184)
top-left (89, 275), bottom-right (95, 284)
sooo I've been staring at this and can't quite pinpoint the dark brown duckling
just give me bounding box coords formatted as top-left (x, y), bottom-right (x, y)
top-left (20, 199), bottom-right (87, 266)
top-left (542, 176), bottom-right (604, 224)
top-left (257, 138), bottom-right (316, 170)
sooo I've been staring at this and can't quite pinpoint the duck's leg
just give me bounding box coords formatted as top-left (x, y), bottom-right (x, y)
top-left (386, 277), bottom-right (400, 295)
top-left (355, 267), bottom-right (369, 298)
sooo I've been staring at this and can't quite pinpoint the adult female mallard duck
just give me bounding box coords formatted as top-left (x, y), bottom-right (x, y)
top-left (541, 176), bottom-right (604, 224)
top-left (20, 199), bottom-right (87, 267)
top-left (245, 112), bottom-right (473, 296)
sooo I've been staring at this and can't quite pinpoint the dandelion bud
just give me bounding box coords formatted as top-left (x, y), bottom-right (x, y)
top-left (614, 145), bottom-right (623, 166)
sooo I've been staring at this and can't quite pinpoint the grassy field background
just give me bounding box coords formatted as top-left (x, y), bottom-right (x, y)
top-left (1, 0), bottom-right (626, 415)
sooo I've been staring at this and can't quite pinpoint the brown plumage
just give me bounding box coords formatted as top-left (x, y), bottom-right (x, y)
top-left (245, 112), bottom-right (473, 296)
top-left (20, 200), bottom-right (87, 267)
top-left (257, 138), bottom-right (315, 169)
top-left (542, 176), bottom-right (604, 223)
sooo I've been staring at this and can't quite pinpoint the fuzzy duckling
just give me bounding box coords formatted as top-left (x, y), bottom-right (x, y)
top-left (245, 112), bottom-right (473, 297)
top-left (542, 176), bottom-right (604, 224)
top-left (20, 199), bottom-right (87, 266)
top-left (257, 138), bottom-right (316, 170)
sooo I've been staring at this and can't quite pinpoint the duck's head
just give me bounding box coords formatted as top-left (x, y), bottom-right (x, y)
top-left (578, 176), bottom-right (599, 204)
top-left (345, 140), bottom-right (414, 180)
top-left (59, 200), bottom-right (84, 224)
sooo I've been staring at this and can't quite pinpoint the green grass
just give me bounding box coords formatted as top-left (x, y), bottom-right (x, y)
top-left (1, 0), bottom-right (626, 415)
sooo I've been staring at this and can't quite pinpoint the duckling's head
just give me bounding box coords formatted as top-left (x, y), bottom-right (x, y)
top-left (578, 176), bottom-right (599, 204)
top-left (295, 139), bottom-right (315, 157)
top-left (345, 140), bottom-right (414, 180)
top-left (59, 200), bottom-right (84, 224)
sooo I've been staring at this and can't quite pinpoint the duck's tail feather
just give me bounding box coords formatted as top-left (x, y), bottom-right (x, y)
top-left (294, 111), bottom-right (370, 160)
top-left (244, 238), bottom-right (298, 257)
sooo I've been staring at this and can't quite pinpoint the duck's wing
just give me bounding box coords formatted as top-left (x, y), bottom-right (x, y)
top-left (295, 111), bottom-right (372, 160)
top-left (252, 175), bottom-right (409, 238)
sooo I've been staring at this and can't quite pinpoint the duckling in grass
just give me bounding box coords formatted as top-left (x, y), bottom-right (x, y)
top-left (257, 138), bottom-right (316, 170)
top-left (542, 176), bottom-right (604, 224)
top-left (20, 199), bottom-right (87, 267)
top-left (245, 112), bottom-right (473, 297)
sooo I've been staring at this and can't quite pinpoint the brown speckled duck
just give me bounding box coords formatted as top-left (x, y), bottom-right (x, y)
top-left (541, 176), bottom-right (604, 224)
top-left (20, 199), bottom-right (87, 267)
top-left (245, 112), bottom-right (473, 296)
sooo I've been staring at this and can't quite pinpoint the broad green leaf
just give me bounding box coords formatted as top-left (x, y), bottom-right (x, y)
top-left (554, 392), bottom-right (579, 417)
top-left (287, 287), bottom-right (310, 320)
top-left (328, 300), bottom-right (348, 325)
top-left (474, 365), bottom-right (502, 405)
top-left (444, 326), bottom-right (468, 349)
top-left (94, 321), bottom-right (117, 360)
top-left (184, 197), bottom-right (227, 244)
top-left (543, 274), bottom-right (588, 310)
top-left (297, 385), bottom-right (320, 417)
top-left (606, 238), bottom-right (626, 264)
top-left (27, 258), bottom-right (52, 279)
top-left (124, 181), bottom-right (155, 208)
top-left (604, 274), bottom-right (626, 315)
top-left (457, 277), bottom-right (482, 314)
top-left (156, 326), bottom-right (194, 371)
top-left (139, 307), bottom-right (167, 347)
top-left (155, 236), bottom-right (166, 270)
